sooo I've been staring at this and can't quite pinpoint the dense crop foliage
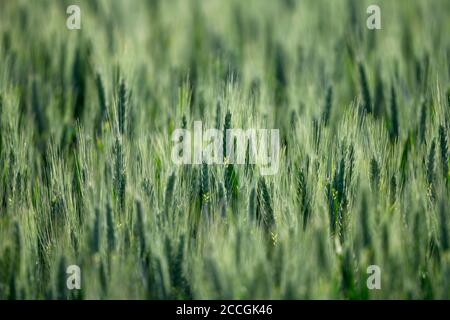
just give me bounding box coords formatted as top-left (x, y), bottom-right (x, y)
top-left (0, 0), bottom-right (449, 299)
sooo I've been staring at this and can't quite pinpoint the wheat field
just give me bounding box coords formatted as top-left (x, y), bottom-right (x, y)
top-left (0, 0), bottom-right (449, 299)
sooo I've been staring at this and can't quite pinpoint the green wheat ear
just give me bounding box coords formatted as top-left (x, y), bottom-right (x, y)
top-left (257, 177), bottom-right (275, 233)
top-left (201, 162), bottom-right (209, 201)
top-left (99, 261), bottom-right (108, 297)
top-left (223, 110), bottom-right (232, 160)
top-left (90, 207), bottom-right (101, 254)
top-left (105, 202), bottom-right (116, 252)
top-left (419, 98), bottom-right (427, 145)
top-left (12, 221), bottom-right (21, 269)
top-left (346, 143), bottom-right (355, 188)
top-left (113, 137), bottom-right (126, 212)
top-left (358, 63), bottom-right (372, 114)
top-left (56, 255), bottom-right (67, 300)
top-left (370, 157), bottom-right (380, 191)
top-left (447, 87), bottom-right (450, 108)
top-left (135, 198), bottom-right (147, 256)
top-left (322, 85), bottom-right (333, 126)
top-left (222, 110), bottom-right (238, 202)
top-left (72, 45), bottom-right (87, 121)
top-left (95, 72), bottom-right (108, 135)
top-left (426, 139), bottom-right (436, 186)
top-left (389, 174), bottom-right (397, 205)
top-left (248, 187), bottom-right (256, 222)
top-left (181, 114), bottom-right (187, 129)
top-left (274, 44), bottom-right (288, 107)
top-left (200, 162), bottom-right (210, 218)
top-left (8, 271), bottom-right (17, 299)
top-left (170, 234), bottom-right (189, 298)
top-left (118, 78), bottom-right (127, 136)
top-left (312, 118), bottom-right (321, 152)
top-left (373, 69), bottom-right (384, 119)
top-left (218, 182), bottom-right (227, 218)
top-left (215, 99), bottom-right (221, 129)
top-left (389, 85), bottom-right (399, 141)
top-left (438, 125), bottom-right (448, 179)
top-left (426, 139), bottom-right (437, 200)
top-left (296, 167), bottom-right (310, 230)
top-left (164, 172), bottom-right (176, 217)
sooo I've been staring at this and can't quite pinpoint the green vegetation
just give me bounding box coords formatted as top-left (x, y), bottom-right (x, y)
top-left (0, 0), bottom-right (449, 299)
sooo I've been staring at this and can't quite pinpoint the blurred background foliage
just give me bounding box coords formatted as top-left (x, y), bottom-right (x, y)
top-left (0, 0), bottom-right (449, 299)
